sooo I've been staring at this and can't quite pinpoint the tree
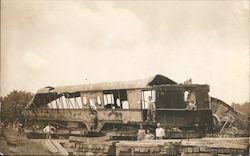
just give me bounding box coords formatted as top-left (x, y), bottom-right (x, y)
top-left (231, 102), bottom-right (250, 116)
top-left (0, 90), bottom-right (34, 123)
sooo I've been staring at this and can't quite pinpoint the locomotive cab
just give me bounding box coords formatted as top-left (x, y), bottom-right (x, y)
top-left (140, 85), bottom-right (212, 131)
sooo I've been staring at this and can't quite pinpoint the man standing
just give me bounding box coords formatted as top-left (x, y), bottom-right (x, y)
top-left (43, 123), bottom-right (56, 139)
top-left (89, 99), bottom-right (98, 131)
top-left (155, 123), bottom-right (165, 139)
top-left (142, 96), bottom-right (156, 122)
top-left (137, 124), bottom-right (146, 141)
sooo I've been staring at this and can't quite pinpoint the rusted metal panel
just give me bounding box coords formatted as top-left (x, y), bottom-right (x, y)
top-left (23, 109), bottom-right (90, 122)
top-left (156, 109), bottom-right (213, 130)
top-left (23, 108), bottom-right (143, 124)
top-left (97, 109), bottom-right (143, 123)
top-left (195, 91), bottom-right (210, 109)
top-left (156, 90), bottom-right (185, 109)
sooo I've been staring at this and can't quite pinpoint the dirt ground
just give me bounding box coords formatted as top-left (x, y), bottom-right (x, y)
top-left (0, 128), bottom-right (59, 155)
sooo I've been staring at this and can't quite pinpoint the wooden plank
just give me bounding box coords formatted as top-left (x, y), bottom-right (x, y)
top-left (69, 136), bottom-right (111, 144)
top-left (43, 140), bottom-right (58, 153)
top-left (181, 138), bottom-right (248, 150)
top-left (202, 137), bottom-right (249, 141)
top-left (51, 140), bottom-right (69, 155)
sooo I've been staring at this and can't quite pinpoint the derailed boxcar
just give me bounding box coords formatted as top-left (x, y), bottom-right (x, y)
top-left (23, 75), bottom-right (213, 138)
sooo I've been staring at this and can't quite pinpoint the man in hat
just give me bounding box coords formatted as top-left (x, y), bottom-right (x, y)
top-left (155, 123), bottom-right (165, 139)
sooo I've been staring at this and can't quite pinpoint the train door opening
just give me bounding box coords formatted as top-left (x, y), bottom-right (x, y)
top-left (141, 90), bottom-right (156, 121)
top-left (141, 90), bottom-right (156, 109)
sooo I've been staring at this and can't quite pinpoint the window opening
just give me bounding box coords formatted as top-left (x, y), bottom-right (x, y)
top-left (75, 96), bottom-right (82, 108)
top-left (97, 96), bottom-right (102, 106)
top-left (83, 96), bottom-right (88, 106)
top-left (62, 96), bottom-right (68, 109)
top-left (53, 94), bottom-right (59, 109)
top-left (103, 94), bottom-right (114, 105)
top-left (103, 90), bottom-right (128, 109)
top-left (59, 96), bottom-right (64, 109)
top-left (74, 97), bottom-right (79, 108)
top-left (116, 99), bottom-right (121, 107)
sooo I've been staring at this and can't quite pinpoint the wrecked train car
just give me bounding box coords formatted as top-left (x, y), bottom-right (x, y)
top-left (210, 97), bottom-right (249, 136)
top-left (23, 75), bottom-right (213, 138)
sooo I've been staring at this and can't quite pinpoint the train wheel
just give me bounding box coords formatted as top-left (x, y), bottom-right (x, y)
top-left (212, 114), bottom-right (221, 131)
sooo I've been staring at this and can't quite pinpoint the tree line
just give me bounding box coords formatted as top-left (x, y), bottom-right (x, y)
top-left (0, 90), bottom-right (34, 123)
top-left (231, 102), bottom-right (250, 116)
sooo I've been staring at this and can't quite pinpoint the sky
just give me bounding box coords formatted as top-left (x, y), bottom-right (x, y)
top-left (1, 0), bottom-right (249, 104)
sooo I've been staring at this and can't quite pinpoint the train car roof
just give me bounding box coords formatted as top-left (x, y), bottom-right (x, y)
top-left (26, 75), bottom-right (177, 108)
top-left (36, 74), bottom-right (177, 94)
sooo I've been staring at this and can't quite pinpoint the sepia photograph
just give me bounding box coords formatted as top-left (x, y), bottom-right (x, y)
top-left (0, 0), bottom-right (249, 155)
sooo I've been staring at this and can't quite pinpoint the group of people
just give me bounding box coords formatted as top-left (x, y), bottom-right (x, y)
top-left (137, 90), bottom-right (197, 141)
top-left (137, 123), bottom-right (165, 141)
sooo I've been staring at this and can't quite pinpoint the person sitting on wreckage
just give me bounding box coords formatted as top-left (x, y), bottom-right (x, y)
top-left (185, 91), bottom-right (197, 110)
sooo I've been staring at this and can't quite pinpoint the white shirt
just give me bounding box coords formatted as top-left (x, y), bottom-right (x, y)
top-left (43, 125), bottom-right (55, 133)
top-left (156, 127), bottom-right (165, 138)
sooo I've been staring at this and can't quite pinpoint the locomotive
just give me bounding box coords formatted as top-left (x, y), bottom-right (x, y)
top-left (22, 75), bottom-right (214, 139)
